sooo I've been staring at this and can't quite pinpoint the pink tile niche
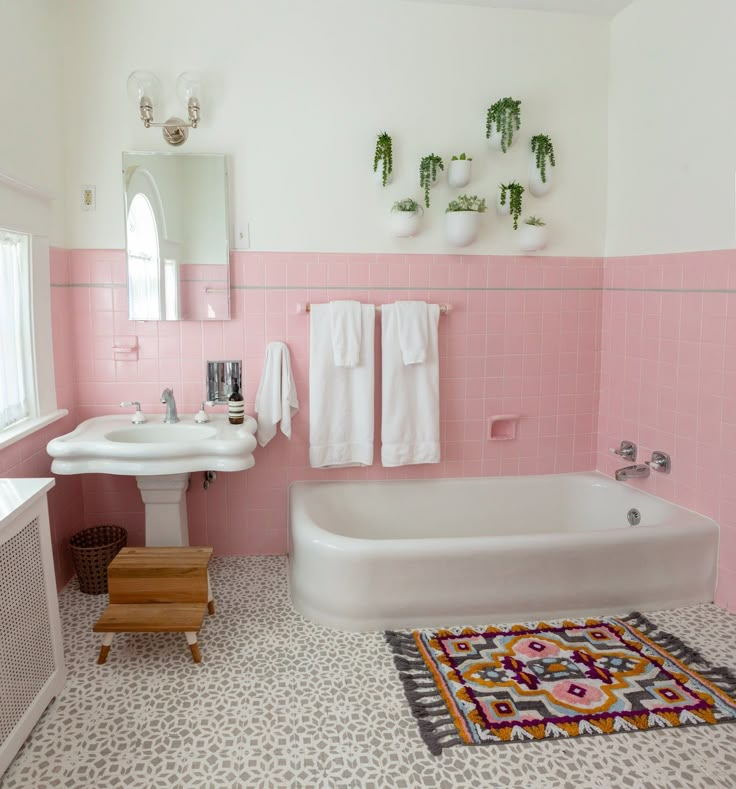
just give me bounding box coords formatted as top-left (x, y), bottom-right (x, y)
top-left (596, 248), bottom-right (736, 611)
top-left (55, 250), bottom-right (602, 559)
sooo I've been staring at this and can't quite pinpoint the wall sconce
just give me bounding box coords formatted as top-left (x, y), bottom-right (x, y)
top-left (126, 70), bottom-right (204, 146)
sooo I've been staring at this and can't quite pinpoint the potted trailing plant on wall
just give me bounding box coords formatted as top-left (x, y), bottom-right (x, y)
top-left (374, 131), bottom-right (393, 186)
top-left (419, 154), bottom-right (444, 207)
top-left (529, 134), bottom-right (556, 196)
top-left (445, 194), bottom-right (486, 247)
top-left (448, 153), bottom-right (472, 188)
top-left (519, 216), bottom-right (548, 252)
top-left (390, 198), bottom-right (423, 238)
top-left (497, 182), bottom-right (524, 229)
top-left (486, 97), bottom-right (521, 152)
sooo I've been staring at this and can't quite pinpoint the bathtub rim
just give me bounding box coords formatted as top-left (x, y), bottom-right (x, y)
top-left (288, 470), bottom-right (719, 552)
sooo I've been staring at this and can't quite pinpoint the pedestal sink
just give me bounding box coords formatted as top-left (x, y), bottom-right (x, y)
top-left (47, 414), bottom-right (257, 546)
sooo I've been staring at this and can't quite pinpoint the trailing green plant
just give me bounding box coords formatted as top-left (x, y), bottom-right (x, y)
top-left (446, 195), bottom-right (487, 213)
top-left (451, 153), bottom-right (472, 161)
top-left (392, 198), bottom-right (422, 214)
top-left (499, 182), bottom-right (525, 229)
top-left (530, 134), bottom-right (556, 183)
top-left (525, 215), bottom-right (546, 226)
top-left (373, 131), bottom-right (393, 187)
top-left (485, 97), bottom-right (521, 152)
top-left (419, 154), bottom-right (444, 208)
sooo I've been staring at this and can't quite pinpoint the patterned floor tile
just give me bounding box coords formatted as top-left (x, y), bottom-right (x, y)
top-left (2, 556), bottom-right (736, 789)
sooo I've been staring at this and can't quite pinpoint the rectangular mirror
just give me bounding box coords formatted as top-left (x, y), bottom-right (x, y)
top-left (122, 151), bottom-right (230, 321)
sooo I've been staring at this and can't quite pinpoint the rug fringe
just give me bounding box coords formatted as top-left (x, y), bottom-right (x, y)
top-left (621, 613), bottom-right (736, 697)
top-left (385, 630), bottom-right (461, 756)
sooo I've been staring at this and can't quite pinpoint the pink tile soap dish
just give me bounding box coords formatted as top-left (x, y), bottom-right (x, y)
top-left (488, 415), bottom-right (520, 441)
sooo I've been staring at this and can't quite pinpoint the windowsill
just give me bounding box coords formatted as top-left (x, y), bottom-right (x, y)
top-left (0, 409), bottom-right (69, 452)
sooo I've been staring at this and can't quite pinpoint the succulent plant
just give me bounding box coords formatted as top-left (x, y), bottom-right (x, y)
top-left (530, 134), bottom-right (556, 183)
top-left (451, 153), bottom-right (472, 161)
top-left (392, 198), bottom-right (422, 213)
top-left (525, 215), bottom-right (546, 226)
top-left (485, 97), bottom-right (522, 152)
top-left (373, 131), bottom-right (393, 187)
top-left (419, 154), bottom-right (444, 208)
top-left (499, 182), bottom-right (525, 229)
top-left (446, 195), bottom-right (487, 213)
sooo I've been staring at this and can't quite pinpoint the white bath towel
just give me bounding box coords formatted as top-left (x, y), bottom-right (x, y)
top-left (329, 300), bottom-right (362, 367)
top-left (309, 303), bottom-right (375, 467)
top-left (255, 341), bottom-right (300, 447)
top-left (395, 301), bottom-right (429, 365)
top-left (381, 302), bottom-right (440, 467)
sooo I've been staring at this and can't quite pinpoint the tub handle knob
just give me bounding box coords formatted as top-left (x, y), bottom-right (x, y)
top-left (610, 440), bottom-right (637, 462)
top-left (646, 451), bottom-right (671, 474)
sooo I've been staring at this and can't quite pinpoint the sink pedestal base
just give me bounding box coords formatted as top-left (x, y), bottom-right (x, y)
top-left (136, 473), bottom-right (190, 546)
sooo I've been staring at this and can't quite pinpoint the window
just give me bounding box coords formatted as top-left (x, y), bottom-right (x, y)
top-left (0, 230), bottom-right (32, 431)
top-left (127, 192), bottom-right (161, 320)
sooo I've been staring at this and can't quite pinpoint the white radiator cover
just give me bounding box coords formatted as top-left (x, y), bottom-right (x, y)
top-left (0, 479), bottom-right (65, 778)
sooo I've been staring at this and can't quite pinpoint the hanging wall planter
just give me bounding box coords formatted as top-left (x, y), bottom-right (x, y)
top-left (374, 131), bottom-right (393, 186)
top-left (518, 216), bottom-right (548, 252)
top-left (447, 154), bottom-right (472, 188)
top-left (497, 182), bottom-right (524, 229)
top-left (529, 134), bottom-right (556, 197)
top-left (419, 154), bottom-right (444, 208)
top-left (445, 195), bottom-right (486, 247)
top-left (485, 97), bottom-right (521, 152)
top-left (390, 198), bottom-right (423, 238)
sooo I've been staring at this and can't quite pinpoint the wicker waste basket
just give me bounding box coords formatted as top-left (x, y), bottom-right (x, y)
top-left (69, 525), bottom-right (128, 594)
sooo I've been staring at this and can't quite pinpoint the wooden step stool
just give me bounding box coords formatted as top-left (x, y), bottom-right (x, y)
top-left (94, 546), bottom-right (214, 664)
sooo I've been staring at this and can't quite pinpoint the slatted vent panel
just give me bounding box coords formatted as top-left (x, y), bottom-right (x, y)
top-left (0, 518), bottom-right (55, 744)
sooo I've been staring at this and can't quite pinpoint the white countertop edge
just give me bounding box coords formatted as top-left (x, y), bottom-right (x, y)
top-left (0, 409), bottom-right (69, 451)
top-left (0, 478), bottom-right (55, 529)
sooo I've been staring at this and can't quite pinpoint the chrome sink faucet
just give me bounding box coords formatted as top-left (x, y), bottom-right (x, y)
top-left (615, 464), bottom-right (650, 482)
top-left (160, 387), bottom-right (179, 424)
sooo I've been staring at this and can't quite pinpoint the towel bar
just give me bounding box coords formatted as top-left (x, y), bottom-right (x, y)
top-left (296, 302), bottom-right (450, 314)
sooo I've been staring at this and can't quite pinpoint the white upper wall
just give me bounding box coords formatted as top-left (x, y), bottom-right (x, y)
top-left (606, 0), bottom-right (736, 256)
top-left (0, 0), bottom-right (65, 244)
top-left (60, 0), bottom-right (610, 255)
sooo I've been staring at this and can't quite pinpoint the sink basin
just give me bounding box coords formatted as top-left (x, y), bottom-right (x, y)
top-left (106, 424), bottom-right (217, 444)
top-left (47, 413), bottom-right (258, 547)
top-left (47, 413), bottom-right (256, 476)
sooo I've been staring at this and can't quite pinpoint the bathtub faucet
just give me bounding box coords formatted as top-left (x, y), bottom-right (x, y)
top-left (615, 464), bottom-right (650, 482)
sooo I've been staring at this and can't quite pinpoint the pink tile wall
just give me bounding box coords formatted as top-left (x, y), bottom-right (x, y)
top-left (64, 249), bottom-right (602, 556)
top-left (596, 250), bottom-right (736, 612)
top-left (0, 247), bottom-right (84, 589)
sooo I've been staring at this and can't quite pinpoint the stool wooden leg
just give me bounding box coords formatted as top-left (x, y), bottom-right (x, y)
top-left (97, 633), bottom-right (114, 665)
top-left (185, 631), bottom-right (201, 663)
top-left (207, 573), bottom-right (215, 615)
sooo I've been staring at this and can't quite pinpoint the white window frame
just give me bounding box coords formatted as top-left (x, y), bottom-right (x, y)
top-left (0, 174), bottom-right (67, 450)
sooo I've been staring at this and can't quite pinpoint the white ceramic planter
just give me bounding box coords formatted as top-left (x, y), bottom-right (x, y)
top-left (518, 223), bottom-right (548, 253)
top-left (445, 211), bottom-right (481, 247)
top-left (496, 191), bottom-right (511, 217)
top-left (390, 210), bottom-right (421, 238)
top-left (528, 153), bottom-right (553, 197)
top-left (448, 160), bottom-right (472, 188)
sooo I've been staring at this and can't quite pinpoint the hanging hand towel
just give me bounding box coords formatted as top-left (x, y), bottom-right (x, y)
top-left (255, 341), bottom-right (300, 447)
top-left (330, 300), bottom-right (362, 367)
top-left (310, 303), bottom-right (375, 467)
top-left (381, 302), bottom-right (440, 467)
top-left (395, 301), bottom-right (429, 365)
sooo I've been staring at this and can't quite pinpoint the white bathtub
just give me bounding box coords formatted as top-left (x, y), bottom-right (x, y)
top-left (287, 472), bottom-right (719, 631)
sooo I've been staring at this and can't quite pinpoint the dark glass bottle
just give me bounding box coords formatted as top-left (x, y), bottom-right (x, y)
top-left (228, 382), bottom-right (245, 425)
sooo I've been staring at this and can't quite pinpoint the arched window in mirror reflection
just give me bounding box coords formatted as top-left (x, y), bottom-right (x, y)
top-left (127, 192), bottom-right (180, 320)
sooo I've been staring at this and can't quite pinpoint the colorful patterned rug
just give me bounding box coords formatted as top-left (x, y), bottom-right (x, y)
top-left (385, 613), bottom-right (736, 755)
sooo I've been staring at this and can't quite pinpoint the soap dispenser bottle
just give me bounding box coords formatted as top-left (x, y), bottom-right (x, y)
top-left (228, 383), bottom-right (245, 425)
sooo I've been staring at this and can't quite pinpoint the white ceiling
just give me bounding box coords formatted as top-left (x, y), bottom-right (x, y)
top-left (405, 0), bottom-right (634, 18)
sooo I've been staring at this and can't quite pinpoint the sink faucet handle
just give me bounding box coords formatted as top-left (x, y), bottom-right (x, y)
top-left (195, 401), bottom-right (215, 424)
top-left (120, 401), bottom-right (146, 424)
top-left (609, 440), bottom-right (637, 462)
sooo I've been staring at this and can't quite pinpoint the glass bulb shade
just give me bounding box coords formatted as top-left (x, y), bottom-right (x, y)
top-left (176, 72), bottom-right (203, 106)
top-left (126, 70), bottom-right (162, 108)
